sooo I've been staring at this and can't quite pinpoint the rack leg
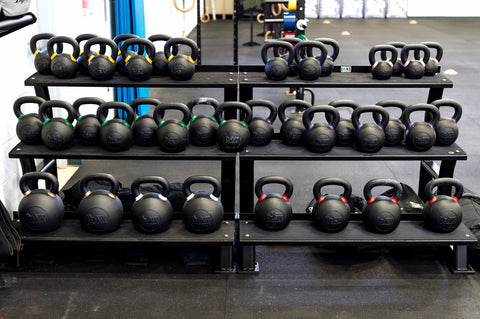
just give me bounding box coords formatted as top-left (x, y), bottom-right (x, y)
top-left (217, 245), bottom-right (234, 272)
top-left (427, 87), bottom-right (444, 103)
top-left (34, 85), bottom-right (50, 100)
top-left (239, 159), bottom-right (254, 213)
top-left (451, 245), bottom-right (475, 274)
top-left (240, 245), bottom-right (257, 272)
top-left (221, 158), bottom-right (235, 213)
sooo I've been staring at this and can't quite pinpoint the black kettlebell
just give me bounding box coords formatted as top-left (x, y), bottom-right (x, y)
top-left (78, 173), bottom-right (123, 234)
top-left (186, 97), bottom-right (220, 146)
top-left (327, 99), bottom-right (359, 146)
top-left (415, 42), bottom-right (443, 76)
top-left (381, 41), bottom-right (406, 76)
top-left (148, 34), bottom-right (178, 76)
top-left (13, 96), bottom-right (46, 145)
top-left (374, 100), bottom-right (407, 146)
top-left (18, 172), bottom-right (64, 233)
top-left (402, 103), bottom-right (440, 151)
top-left (352, 105), bottom-right (389, 153)
top-left (431, 99), bottom-right (462, 146)
top-left (131, 176), bottom-right (173, 234)
top-left (73, 97), bottom-right (105, 146)
top-left (274, 37), bottom-right (302, 76)
top-left (113, 34), bottom-right (142, 75)
top-left (214, 102), bottom-right (252, 152)
top-left (369, 44), bottom-right (398, 80)
top-left (121, 38), bottom-right (156, 81)
top-left (30, 33), bottom-right (62, 75)
top-left (153, 102), bottom-right (192, 152)
top-left (295, 40), bottom-right (328, 81)
top-left (182, 175), bottom-right (224, 234)
top-left (261, 40), bottom-right (294, 81)
top-left (245, 99), bottom-right (277, 146)
top-left (97, 101), bottom-right (135, 151)
top-left (84, 37), bottom-right (118, 80)
top-left (47, 36), bottom-right (80, 78)
top-left (164, 37), bottom-right (199, 81)
top-left (254, 176), bottom-right (293, 231)
top-left (313, 38), bottom-right (340, 76)
top-left (401, 44), bottom-right (430, 79)
top-left (39, 100), bottom-right (76, 150)
top-left (363, 178), bottom-right (402, 234)
top-left (423, 178), bottom-right (463, 233)
top-left (303, 105), bottom-right (339, 153)
top-left (130, 97), bottom-right (161, 146)
top-left (75, 34), bottom-right (106, 75)
top-left (278, 99), bottom-right (311, 146)
top-left (312, 177), bottom-right (352, 233)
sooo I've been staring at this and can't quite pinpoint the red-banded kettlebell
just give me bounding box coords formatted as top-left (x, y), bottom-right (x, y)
top-left (84, 37), bottom-right (118, 80)
top-left (431, 99), bottom-right (462, 146)
top-left (402, 103), bottom-right (440, 151)
top-left (121, 38), bottom-right (156, 81)
top-left (423, 178), bottom-right (463, 233)
top-left (113, 34), bottom-right (142, 75)
top-left (153, 102), bottom-right (191, 152)
top-left (131, 97), bottom-right (161, 146)
top-left (254, 176), bottom-right (293, 231)
top-left (47, 36), bottom-right (80, 78)
top-left (312, 177), bottom-right (352, 233)
top-left (78, 173), bottom-right (123, 233)
top-left (186, 97), bottom-right (220, 146)
top-left (164, 37), bottom-right (199, 81)
top-left (303, 105), bottom-right (339, 153)
top-left (73, 97), bottom-right (105, 146)
top-left (18, 172), bottom-right (64, 233)
top-left (97, 101), bottom-right (135, 151)
top-left (131, 176), bottom-right (173, 234)
top-left (352, 105), bottom-right (389, 153)
top-left (369, 44), bottom-right (398, 80)
top-left (274, 37), bottom-right (302, 76)
top-left (148, 34), bottom-right (177, 76)
top-left (374, 100), bottom-right (407, 146)
top-left (401, 44), bottom-right (430, 79)
top-left (245, 99), bottom-right (277, 146)
top-left (415, 42), bottom-right (443, 76)
top-left (214, 102), bottom-right (252, 152)
top-left (75, 33), bottom-right (105, 75)
top-left (261, 40), bottom-right (294, 81)
top-left (327, 100), bottom-right (359, 146)
top-left (182, 175), bottom-right (224, 234)
top-left (39, 100), bottom-right (76, 150)
top-left (295, 40), bottom-right (328, 81)
top-left (363, 178), bottom-right (403, 234)
top-left (30, 33), bottom-right (63, 75)
top-left (14, 96), bottom-right (46, 145)
top-left (381, 41), bottom-right (406, 76)
top-left (313, 38), bottom-right (340, 76)
top-left (278, 99), bottom-right (312, 146)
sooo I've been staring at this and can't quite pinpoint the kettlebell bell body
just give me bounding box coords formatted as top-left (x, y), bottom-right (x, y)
top-left (113, 34), bottom-right (142, 75)
top-left (295, 40), bottom-right (328, 81)
top-left (214, 102), bottom-right (252, 152)
top-left (352, 105), bottom-right (389, 153)
top-left (327, 100), bottom-right (359, 146)
top-left (431, 99), bottom-right (462, 146)
top-left (245, 99), bottom-right (277, 146)
top-left (303, 105), bottom-right (339, 153)
top-left (153, 102), bottom-right (191, 152)
top-left (415, 42), bottom-right (443, 76)
top-left (401, 44), bottom-right (430, 79)
top-left (131, 98), bottom-right (161, 146)
top-left (369, 44), bottom-right (398, 80)
top-left (381, 41), bottom-right (406, 76)
top-left (30, 33), bottom-right (62, 75)
top-left (148, 34), bottom-right (178, 76)
top-left (278, 99), bottom-right (312, 146)
top-left (47, 36), bottom-right (80, 79)
top-left (374, 100), bottom-right (407, 146)
top-left (14, 96), bottom-right (46, 145)
top-left (164, 37), bottom-right (199, 81)
top-left (97, 101), bottom-right (135, 151)
top-left (39, 100), bottom-right (76, 150)
top-left (313, 38), bottom-right (340, 77)
top-left (261, 40), bottom-right (294, 81)
top-left (75, 34), bottom-right (106, 75)
top-left (84, 37), bottom-right (118, 80)
top-left (402, 103), bottom-right (440, 151)
top-left (121, 38), bottom-right (156, 81)
top-left (73, 97), bottom-right (105, 146)
top-left (187, 97), bottom-right (220, 146)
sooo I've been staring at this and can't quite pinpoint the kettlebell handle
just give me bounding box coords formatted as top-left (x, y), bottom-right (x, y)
top-left (424, 178), bottom-right (463, 202)
top-left (327, 99), bottom-right (359, 121)
top-left (294, 40), bottom-right (328, 65)
top-left (214, 101), bottom-right (253, 124)
top-left (313, 177), bottom-right (352, 201)
top-left (75, 34), bottom-right (107, 55)
top-left (13, 96), bottom-right (46, 118)
top-left (401, 103), bottom-right (440, 128)
top-left (38, 100), bottom-right (76, 124)
top-left (164, 37), bottom-right (199, 62)
top-left (380, 41), bottom-right (406, 60)
top-left (351, 105), bottom-right (389, 130)
top-left (277, 99), bottom-right (312, 123)
top-left (131, 176), bottom-right (170, 199)
top-left (148, 34), bottom-right (179, 55)
top-left (120, 38), bottom-right (156, 61)
top-left (369, 44), bottom-right (398, 66)
top-left (313, 38), bottom-right (340, 61)
top-left (183, 175), bottom-right (222, 198)
top-left (47, 36), bottom-right (80, 60)
top-left (431, 99), bottom-right (462, 122)
top-left (113, 34), bottom-right (143, 54)
top-left (153, 102), bottom-right (192, 125)
top-left (302, 105), bottom-right (340, 129)
top-left (415, 42), bottom-right (443, 62)
top-left (83, 37), bottom-right (118, 62)
top-left (373, 100), bottom-right (407, 122)
top-left (255, 176), bottom-right (294, 199)
top-left (273, 37), bottom-right (301, 57)
top-left (130, 97), bottom-right (161, 117)
top-left (96, 101), bottom-right (135, 125)
top-left (245, 99), bottom-right (278, 124)
top-left (30, 33), bottom-right (63, 54)
top-left (19, 172), bottom-right (59, 195)
top-left (187, 97), bottom-right (220, 116)
top-left (73, 97), bottom-right (106, 119)
top-left (401, 44), bottom-right (430, 64)
top-left (261, 40), bottom-right (295, 65)
top-left (79, 173), bottom-right (120, 196)
top-left (363, 178), bottom-right (403, 202)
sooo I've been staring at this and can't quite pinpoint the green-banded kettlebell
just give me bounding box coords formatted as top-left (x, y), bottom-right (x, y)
top-left (278, 99), bottom-right (311, 146)
top-left (261, 40), bottom-right (294, 81)
top-left (148, 34), bottom-right (178, 76)
top-left (14, 96), bottom-right (46, 145)
top-left (30, 33), bottom-right (63, 75)
top-left (327, 100), bottom-right (359, 146)
top-left (39, 100), bottom-right (76, 150)
top-left (312, 177), bottom-right (352, 233)
top-left (352, 105), bottom-right (389, 153)
top-left (121, 38), bottom-right (156, 81)
top-left (47, 36), bottom-right (80, 78)
top-left (295, 40), bottom-right (328, 81)
top-left (423, 178), bottom-right (463, 233)
top-left (369, 44), bottom-right (398, 80)
top-left (415, 42), bottom-right (443, 76)
top-left (381, 41), bottom-right (406, 76)
top-left (84, 37), bottom-right (118, 80)
top-left (131, 176), bottom-right (173, 234)
top-left (402, 103), bottom-right (440, 151)
top-left (303, 105), bottom-right (339, 153)
top-left (374, 100), bottom-right (407, 146)
top-left (274, 37), bottom-right (302, 76)
top-left (363, 178), bottom-right (403, 234)
top-left (113, 34), bottom-right (142, 75)
top-left (18, 172), bottom-right (64, 233)
top-left (214, 102), bottom-right (252, 152)
top-left (131, 97), bottom-right (161, 146)
top-left (154, 102), bottom-right (192, 152)
top-left (245, 99), bottom-right (277, 146)
top-left (187, 97), bottom-right (220, 146)
top-left (73, 97), bottom-right (105, 146)
top-left (75, 34), bottom-right (106, 75)
top-left (78, 173), bottom-right (123, 234)
top-left (431, 99), bottom-right (462, 146)
top-left (254, 176), bottom-right (293, 231)
top-left (182, 175), bottom-right (224, 234)
top-left (164, 37), bottom-right (199, 81)
top-left (313, 38), bottom-right (340, 76)
top-left (97, 101), bottom-right (135, 151)
top-left (401, 44), bottom-right (430, 79)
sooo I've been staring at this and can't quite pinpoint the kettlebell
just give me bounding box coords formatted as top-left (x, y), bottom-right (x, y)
top-left (164, 37), bottom-right (199, 81)
top-left (401, 44), bottom-right (430, 79)
top-left (97, 101), bottom-right (135, 151)
top-left (121, 38), bottom-right (156, 81)
top-left (148, 34), bottom-right (178, 76)
top-left (131, 176), bottom-right (173, 234)
top-left (351, 105), bottom-right (389, 153)
top-left (113, 34), bottom-right (142, 75)
top-left (261, 40), bottom-right (294, 81)
top-left (84, 37), bottom-right (118, 80)
top-left (153, 102), bottom-right (192, 152)
top-left (423, 178), bottom-right (463, 233)
top-left (18, 172), bottom-right (64, 233)
top-left (363, 178), bottom-right (403, 234)
top-left (78, 173), bottom-right (123, 234)
top-left (186, 97), bottom-right (220, 146)
top-left (214, 101), bottom-right (252, 152)
top-left (30, 33), bottom-right (62, 75)
top-left (369, 44), bottom-right (398, 80)
top-left (295, 40), bottom-right (328, 81)
top-left (303, 105), bottom-right (339, 153)
top-left (278, 99), bottom-right (311, 146)
top-left (274, 37), bottom-right (302, 76)
top-left (415, 42), bottom-right (443, 76)
top-left (431, 99), bottom-right (462, 146)
top-left (130, 97), bottom-right (161, 146)
top-left (327, 99), bottom-right (359, 146)
top-left (13, 96), bottom-right (46, 145)
top-left (47, 36), bottom-right (80, 78)
top-left (182, 175), bottom-right (224, 234)
top-left (73, 97), bottom-right (105, 146)
top-left (313, 38), bottom-right (340, 76)
top-left (254, 176), bottom-right (293, 231)
top-left (312, 177), bottom-right (352, 233)
top-left (381, 41), bottom-right (406, 76)
top-left (402, 103), bottom-right (440, 151)
top-left (374, 100), bottom-right (407, 146)
top-left (245, 99), bottom-right (277, 146)
top-left (39, 100), bottom-right (76, 150)
top-left (75, 34), bottom-right (105, 75)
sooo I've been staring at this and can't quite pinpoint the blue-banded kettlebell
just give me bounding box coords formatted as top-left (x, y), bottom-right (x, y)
top-left (374, 100), bottom-right (407, 146)
top-left (261, 40), bottom-right (294, 81)
top-left (97, 101), bottom-right (135, 151)
top-left (402, 103), bottom-right (440, 151)
top-left (75, 33), bottom-right (106, 75)
top-left (245, 99), bottom-right (277, 146)
top-left (186, 97), bottom-right (220, 146)
top-left (415, 42), bottom-right (443, 76)
top-left (121, 38), bottom-right (156, 81)
top-left (295, 40), bottom-right (328, 81)
top-left (14, 96), bottom-right (46, 145)
top-left (274, 37), bottom-right (302, 76)
top-left (303, 105), bottom-right (339, 153)
top-left (401, 44), bottom-right (430, 79)
top-left (131, 97), bottom-right (161, 146)
top-left (153, 102), bottom-right (192, 152)
top-left (39, 100), bottom-right (76, 150)
top-left (47, 36), bottom-right (80, 78)
top-left (431, 99), bottom-right (462, 146)
top-left (84, 37), bottom-right (118, 80)
top-left (327, 99), bottom-right (359, 146)
top-left (214, 102), bottom-right (252, 152)
top-left (30, 33), bottom-right (63, 75)
top-left (164, 37), bottom-right (199, 81)
top-left (278, 99), bottom-right (311, 146)
top-left (369, 44), bottom-right (398, 80)
top-left (73, 97), bottom-right (105, 146)
top-left (381, 41), bottom-right (406, 76)
top-left (351, 105), bottom-right (389, 153)
top-left (255, 176), bottom-right (293, 231)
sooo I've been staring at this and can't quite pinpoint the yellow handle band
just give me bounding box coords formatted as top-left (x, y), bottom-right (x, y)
top-left (125, 56), bottom-right (131, 63)
top-left (33, 50), bottom-right (40, 56)
top-left (188, 56), bottom-right (195, 64)
top-left (109, 56), bottom-right (115, 64)
top-left (70, 55), bottom-right (77, 62)
top-left (167, 55), bottom-right (174, 62)
top-left (146, 56), bottom-right (152, 64)
top-left (50, 52), bottom-right (58, 60)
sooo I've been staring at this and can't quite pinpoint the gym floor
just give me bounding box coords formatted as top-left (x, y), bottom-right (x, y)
top-left (2, 18), bottom-right (480, 318)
